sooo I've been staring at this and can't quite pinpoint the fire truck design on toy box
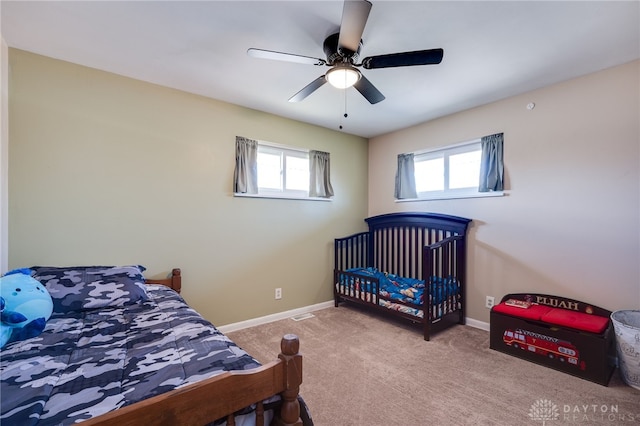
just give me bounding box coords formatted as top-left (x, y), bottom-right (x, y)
top-left (503, 328), bottom-right (586, 370)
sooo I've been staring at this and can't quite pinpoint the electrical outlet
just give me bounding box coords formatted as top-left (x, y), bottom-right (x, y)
top-left (485, 296), bottom-right (495, 309)
top-left (275, 288), bottom-right (282, 300)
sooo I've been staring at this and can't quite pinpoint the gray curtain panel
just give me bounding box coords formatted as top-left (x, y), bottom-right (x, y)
top-left (478, 133), bottom-right (504, 192)
top-left (233, 136), bottom-right (258, 194)
top-left (395, 153), bottom-right (417, 199)
top-left (309, 150), bottom-right (334, 198)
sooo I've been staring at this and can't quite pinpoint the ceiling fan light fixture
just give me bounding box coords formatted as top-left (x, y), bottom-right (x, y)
top-left (326, 65), bottom-right (361, 89)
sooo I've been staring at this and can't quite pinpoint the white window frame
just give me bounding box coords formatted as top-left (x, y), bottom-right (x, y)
top-left (257, 143), bottom-right (308, 198)
top-left (400, 138), bottom-right (503, 202)
top-left (234, 141), bottom-right (331, 202)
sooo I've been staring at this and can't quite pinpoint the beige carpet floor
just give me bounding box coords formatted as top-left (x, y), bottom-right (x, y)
top-left (227, 305), bottom-right (640, 426)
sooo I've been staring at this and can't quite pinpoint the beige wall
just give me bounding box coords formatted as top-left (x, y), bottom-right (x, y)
top-left (369, 60), bottom-right (640, 323)
top-left (1, 37), bottom-right (7, 273)
top-left (9, 48), bottom-right (639, 328)
top-left (8, 49), bottom-right (368, 326)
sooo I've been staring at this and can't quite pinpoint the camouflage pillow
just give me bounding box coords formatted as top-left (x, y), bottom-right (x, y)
top-left (30, 265), bottom-right (149, 313)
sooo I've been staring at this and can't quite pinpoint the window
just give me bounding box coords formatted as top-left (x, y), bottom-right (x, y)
top-left (395, 133), bottom-right (503, 201)
top-left (413, 140), bottom-right (485, 199)
top-left (257, 144), bottom-right (309, 197)
top-left (233, 136), bottom-right (333, 200)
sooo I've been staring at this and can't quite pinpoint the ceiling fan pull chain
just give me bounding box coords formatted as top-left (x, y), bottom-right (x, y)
top-left (344, 88), bottom-right (348, 119)
top-left (340, 89), bottom-right (349, 130)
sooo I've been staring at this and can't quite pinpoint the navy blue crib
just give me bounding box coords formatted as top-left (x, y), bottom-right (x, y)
top-left (334, 212), bottom-right (472, 340)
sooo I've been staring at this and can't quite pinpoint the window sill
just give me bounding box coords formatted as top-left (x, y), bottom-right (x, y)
top-left (234, 193), bottom-right (332, 202)
top-left (396, 191), bottom-right (505, 202)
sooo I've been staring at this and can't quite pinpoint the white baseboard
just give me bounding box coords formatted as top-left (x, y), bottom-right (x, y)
top-left (218, 301), bottom-right (335, 334)
top-left (218, 301), bottom-right (491, 335)
top-left (466, 317), bottom-right (490, 332)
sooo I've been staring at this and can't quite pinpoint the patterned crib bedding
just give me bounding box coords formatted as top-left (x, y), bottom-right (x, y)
top-left (0, 285), bottom-right (272, 425)
top-left (335, 267), bottom-right (461, 319)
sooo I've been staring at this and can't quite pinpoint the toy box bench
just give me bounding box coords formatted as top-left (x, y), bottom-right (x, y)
top-left (489, 293), bottom-right (616, 386)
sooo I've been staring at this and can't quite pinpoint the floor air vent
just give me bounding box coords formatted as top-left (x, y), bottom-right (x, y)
top-left (291, 313), bottom-right (315, 322)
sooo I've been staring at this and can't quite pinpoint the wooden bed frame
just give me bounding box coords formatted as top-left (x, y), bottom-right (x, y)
top-left (334, 212), bottom-right (472, 340)
top-left (83, 268), bottom-right (304, 426)
top-left (145, 267), bottom-right (183, 293)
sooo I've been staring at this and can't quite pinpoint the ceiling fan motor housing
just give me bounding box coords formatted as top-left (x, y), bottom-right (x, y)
top-left (323, 32), bottom-right (362, 65)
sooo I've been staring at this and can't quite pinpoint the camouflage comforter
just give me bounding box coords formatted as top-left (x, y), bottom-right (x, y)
top-left (1, 285), bottom-right (269, 425)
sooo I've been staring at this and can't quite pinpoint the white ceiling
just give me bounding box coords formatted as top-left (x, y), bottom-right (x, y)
top-left (2, 1), bottom-right (639, 138)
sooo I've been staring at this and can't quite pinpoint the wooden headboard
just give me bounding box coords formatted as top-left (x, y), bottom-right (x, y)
top-left (145, 268), bottom-right (182, 293)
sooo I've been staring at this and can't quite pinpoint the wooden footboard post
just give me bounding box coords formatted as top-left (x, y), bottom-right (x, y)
top-left (274, 334), bottom-right (303, 426)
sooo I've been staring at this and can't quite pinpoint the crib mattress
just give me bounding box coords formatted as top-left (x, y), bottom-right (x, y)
top-left (336, 267), bottom-right (461, 319)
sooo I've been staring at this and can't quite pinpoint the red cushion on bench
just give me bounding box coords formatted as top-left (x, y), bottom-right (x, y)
top-left (540, 308), bottom-right (609, 334)
top-left (492, 303), bottom-right (553, 321)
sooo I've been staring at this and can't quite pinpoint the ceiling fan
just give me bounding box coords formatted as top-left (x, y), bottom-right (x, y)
top-left (247, 0), bottom-right (443, 104)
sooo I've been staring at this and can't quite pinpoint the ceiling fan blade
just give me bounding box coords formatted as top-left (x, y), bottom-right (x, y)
top-left (353, 74), bottom-right (385, 104)
top-left (247, 48), bottom-right (326, 66)
top-left (362, 48), bottom-right (444, 69)
top-left (288, 76), bottom-right (328, 102)
top-left (337, 0), bottom-right (372, 54)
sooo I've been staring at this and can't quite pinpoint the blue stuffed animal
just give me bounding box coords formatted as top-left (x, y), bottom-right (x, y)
top-left (1, 269), bottom-right (53, 348)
